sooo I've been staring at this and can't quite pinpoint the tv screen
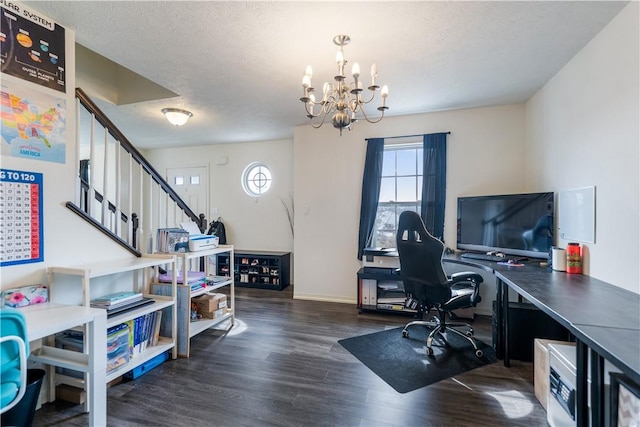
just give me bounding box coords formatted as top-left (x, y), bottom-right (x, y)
top-left (456, 192), bottom-right (554, 259)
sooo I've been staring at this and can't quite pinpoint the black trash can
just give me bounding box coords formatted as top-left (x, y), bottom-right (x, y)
top-left (1, 369), bottom-right (46, 427)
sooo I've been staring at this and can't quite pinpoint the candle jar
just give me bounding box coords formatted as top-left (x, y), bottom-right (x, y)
top-left (566, 243), bottom-right (582, 274)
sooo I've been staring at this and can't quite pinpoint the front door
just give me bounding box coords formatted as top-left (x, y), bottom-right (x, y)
top-left (166, 165), bottom-right (209, 224)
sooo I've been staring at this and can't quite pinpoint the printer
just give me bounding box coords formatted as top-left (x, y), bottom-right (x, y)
top-left (180, 221), bottom-right (219, 251)
top-left (362, 247), bottom-right (400, 271)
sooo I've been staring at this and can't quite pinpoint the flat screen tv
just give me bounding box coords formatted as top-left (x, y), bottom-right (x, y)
top-left (456, 192), bottom-right (554, 259)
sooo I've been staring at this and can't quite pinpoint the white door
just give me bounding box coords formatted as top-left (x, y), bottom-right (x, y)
top-left (166, 165), bottom-right (209, 224)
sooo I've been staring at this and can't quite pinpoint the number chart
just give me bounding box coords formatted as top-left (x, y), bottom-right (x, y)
top-left (0, 169), bottom-right (44, 266)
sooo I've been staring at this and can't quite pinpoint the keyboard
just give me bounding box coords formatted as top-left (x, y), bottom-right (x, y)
top-left (460, 252), bottom-right (505, 262)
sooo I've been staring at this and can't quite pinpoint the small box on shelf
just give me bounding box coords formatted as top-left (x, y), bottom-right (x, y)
top-left (201, 307), bottom-right (227, 319)
top-left (193, 293), bottom-right (226, 313)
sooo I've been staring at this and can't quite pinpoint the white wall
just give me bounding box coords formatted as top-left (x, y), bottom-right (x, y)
top-left (293, 104), bottom-right (527, 311)
top-left (143, 139), bottom-right (294, 253)
top-left (525, 2), bottom-right (639, 293)
top-left (1, 20), bottom-right (131, 293)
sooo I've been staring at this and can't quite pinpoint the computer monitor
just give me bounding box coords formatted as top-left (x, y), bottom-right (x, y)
top-left (456, 192), bottom-right (554, 259)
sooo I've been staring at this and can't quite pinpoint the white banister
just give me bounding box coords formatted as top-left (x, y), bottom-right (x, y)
top-left (115, 141), bottom-right (122, 236)
top-left (88, 115), bottom-right (96, 217)
top-left (138, 164), bottom-right (145, 252)
top-left (73, 89), bottom-right (205, 254)
top-left (147, 175), bottom-right (153, 254)
top-left (128, 153), bottom-right (133, 246)
top-left (75, 98), bottom-right (82, 207)
top-left (101, 128), bottom-right (109, 226)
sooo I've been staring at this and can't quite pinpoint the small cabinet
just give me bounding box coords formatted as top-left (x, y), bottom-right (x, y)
top-left (217, 250), bottom-right (290, 291)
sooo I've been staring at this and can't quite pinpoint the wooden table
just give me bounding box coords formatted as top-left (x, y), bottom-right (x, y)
top-left (22, 303), bottom-right (107, 426)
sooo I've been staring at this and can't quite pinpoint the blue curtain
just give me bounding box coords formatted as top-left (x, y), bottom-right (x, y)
top-left (420, 133), bottom-right (448, 240)
top-left (357, 138), bottom-right (385, 260)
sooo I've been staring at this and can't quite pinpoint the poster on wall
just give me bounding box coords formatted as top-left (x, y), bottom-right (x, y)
top-left (0, 168), bottom-right (44, 267)
top-left (1, 78), bottom-right (66, 163)
top-left (0, 1), bottom-right (66, 92)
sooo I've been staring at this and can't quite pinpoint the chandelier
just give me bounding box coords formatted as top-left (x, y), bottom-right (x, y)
top-left (300, 35), bottom-right (389, 135)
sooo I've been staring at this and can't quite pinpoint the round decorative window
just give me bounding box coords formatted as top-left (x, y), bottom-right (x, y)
top-left (241, 162), bottom-right (272, 197)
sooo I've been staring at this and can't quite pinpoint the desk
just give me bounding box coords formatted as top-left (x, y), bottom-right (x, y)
top-left (444, 254), bottom-right (640, 427)
top-left (21, 303), bottom-right (107, 427)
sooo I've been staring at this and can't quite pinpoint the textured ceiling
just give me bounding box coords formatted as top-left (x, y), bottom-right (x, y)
top-left (26, 1), bottom-right (628, 149)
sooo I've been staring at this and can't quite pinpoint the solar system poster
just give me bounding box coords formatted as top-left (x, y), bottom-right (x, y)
top-left (0, 1), bottom-right (66, 93)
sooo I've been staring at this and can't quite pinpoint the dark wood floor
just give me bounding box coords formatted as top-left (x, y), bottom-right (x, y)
top-left (33, 286), bottom-right (548, 426)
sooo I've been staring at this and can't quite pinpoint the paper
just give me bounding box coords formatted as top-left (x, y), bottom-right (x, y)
top-left (180, 221), bottom-right (202, 236)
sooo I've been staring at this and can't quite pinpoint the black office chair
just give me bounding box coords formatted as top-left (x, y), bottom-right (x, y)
top-left (396, 211), bottom-right (484, 357)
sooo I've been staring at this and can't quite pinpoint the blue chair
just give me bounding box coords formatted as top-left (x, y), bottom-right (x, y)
top-left (0, 308), bottom-right (29, 415)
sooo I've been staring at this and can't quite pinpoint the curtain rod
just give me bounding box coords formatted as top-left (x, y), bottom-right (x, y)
top-left (366, 131), bottom-right (451, 141)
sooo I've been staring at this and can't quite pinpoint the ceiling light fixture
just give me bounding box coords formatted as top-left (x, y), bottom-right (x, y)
top-left (300, 35), bottom-right (389, 135)
top-left (161, 108), bottom-right (193, 126)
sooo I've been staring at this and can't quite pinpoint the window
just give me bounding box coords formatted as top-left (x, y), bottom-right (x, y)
top-left (241, 162), bottom-right (272, 197)
top-left (358, 132), bottom-right (447, 259)
top-left (370, 143), bottom-right (422, 248)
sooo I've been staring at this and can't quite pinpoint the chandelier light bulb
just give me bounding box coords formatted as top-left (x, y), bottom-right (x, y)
top-left (322, 82), bottom-right (330, 101)
top-left (352, 62), bottom-right (360, 78)
top-left (305, 65), bottom-right (313, 78)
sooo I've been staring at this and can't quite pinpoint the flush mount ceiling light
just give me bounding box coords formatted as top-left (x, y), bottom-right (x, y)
top-left (161, 108), bottom-right (193, 126)
top-left (300, 34), bottom-right (389, 136)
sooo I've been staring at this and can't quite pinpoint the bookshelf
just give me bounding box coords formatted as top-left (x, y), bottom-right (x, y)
top-left (46, 254), bottom-right (178, 384)
top-left (155, 245), bottom-right (235, 357)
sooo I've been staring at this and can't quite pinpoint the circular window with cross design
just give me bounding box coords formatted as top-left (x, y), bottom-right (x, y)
top-left (241, 162), bottom-right (272, 197)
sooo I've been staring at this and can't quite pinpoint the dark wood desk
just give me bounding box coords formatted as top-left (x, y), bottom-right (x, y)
top-left (443, 254), bottom-right (640, 427)
top-left (496, 268), bottom-right (640, 426)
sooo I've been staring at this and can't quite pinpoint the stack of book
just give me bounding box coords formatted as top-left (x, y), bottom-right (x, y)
top-left (91, 291), bottom-right (153, 316)
top-left (126, 312), bottom-right (163, 357)
top-left (158, 270), bottom-right (209, 292)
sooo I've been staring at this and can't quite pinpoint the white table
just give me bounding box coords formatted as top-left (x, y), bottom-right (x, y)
top-left (21, 303), bottom-right (107, 427)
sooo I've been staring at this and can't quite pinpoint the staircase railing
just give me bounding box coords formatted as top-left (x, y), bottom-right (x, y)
top-left (71, 88), bottom-right (207, 255)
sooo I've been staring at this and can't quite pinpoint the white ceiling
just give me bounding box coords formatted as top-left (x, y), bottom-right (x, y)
top-left (27, 1), bottom-right (628, 149)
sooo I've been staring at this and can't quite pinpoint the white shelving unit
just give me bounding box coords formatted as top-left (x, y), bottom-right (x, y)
top-left (47, 254), bottom-right (178, 384)
top-left (167, 245), bottom-right (235, 357)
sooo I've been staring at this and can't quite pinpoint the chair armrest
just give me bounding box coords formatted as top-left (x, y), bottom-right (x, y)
top-left (450, 271), bottom-right (484, 285)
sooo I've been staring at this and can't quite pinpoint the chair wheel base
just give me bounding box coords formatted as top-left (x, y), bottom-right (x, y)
top-left (402, 329), bottom-right (409, 338)
top-left (427, 347), bottom-right (434, 357)
top-left (475, 349), bottom-right (484, 358)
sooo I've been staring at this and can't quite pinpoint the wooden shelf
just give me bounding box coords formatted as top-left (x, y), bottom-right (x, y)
top-left (155, 245), bottom-right (235, 357)
top-left (47, 255), bottom-right (178, 388)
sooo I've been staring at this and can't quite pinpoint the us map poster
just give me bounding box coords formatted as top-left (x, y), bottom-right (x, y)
top-left (0, 1), bottom-right (66, 92)
top-left (0, 169), bottom-right (44, 266)
top-left (1, 78), bottom-right (66, 163)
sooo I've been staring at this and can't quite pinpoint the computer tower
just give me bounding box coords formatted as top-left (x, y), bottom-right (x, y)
top-left (492, 301), bottom-right (570, 362)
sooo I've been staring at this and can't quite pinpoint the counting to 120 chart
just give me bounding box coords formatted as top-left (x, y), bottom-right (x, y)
top-left (0, 169), bottom-right (44, 266)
